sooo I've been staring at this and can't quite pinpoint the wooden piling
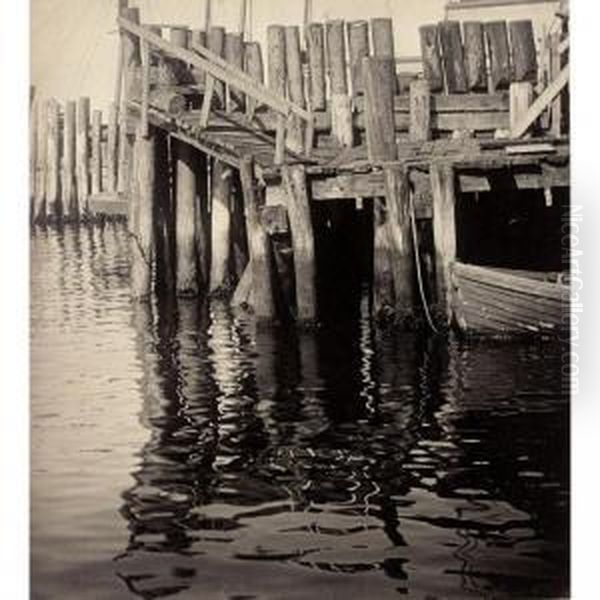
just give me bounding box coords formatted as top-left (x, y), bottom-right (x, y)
top-left (45, 99), bottom-right (60, 219)
top-left (210, 160), bottom-right (233, 292)
top-left (484, 21), bottom-right (511, 92)
top-left (384, 166), bottom-right (414, 318)
top-left (363, 57), bottom-right (397, 162)
top-left (33, 99), bottom-right (47, 221)
top-left (282, 165), bottom-right (316, 323)
top-left (129, 131), bottom-right (155, 300)
top-left (371, 18), bottom-right (398, 94)
top-left (438, 21), bottom-right (468, 93)
top-left (91, 109), bottom-right (102, 196)
top-left (175, 140), bottom-right (199, 296)
top-left (76, 96), bottom-right (90, 217)
top-left (509, 81), bottom-right (533, 135)
top-left (117, 7), bottom-right (140, 195)
top-left (225, 33), bottom-right (245, 111)
top-left (61, 101), bottom-right (76, 217)
top-left (347, 21), bottom-right (370, 97)
top-left (285, 25), bottom-right (306, 153)
top-left (30, 99), bottom-right (37, 207)
top-left (509, 20), bottom-right (537, 83)
top-left (430, 163), bottom-right (457, 323)
top-left (373, 197), bottom-right (395, 315)
top-left (267, 25), bottom-right (286, 97)
top-left (463, 22), bottom-right (487, 91)
top-left (208, 26), bottom-right (226, 106)
top-left (305, 23), bottom-right (326, 110)
top-left (550, 32), bottom-right (563, 136)
top-left (240, 157), bottom-right (275, 319)
top-left (419, 25), bottom-right (444, 92)
top-left (409, 79), bottom-right (431, 141)
top-left (326, 20), bottom-right (353, 147)
top-left (107, 102), bottom-right (118, 193)
top-left (244, 41), bottom-right (264, 118)
top-left (194, 151), bottom-right (210, 287)
top-left (190, 30), bottom-right (207, 84)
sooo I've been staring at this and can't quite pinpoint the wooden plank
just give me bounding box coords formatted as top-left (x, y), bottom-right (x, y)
top-left (76, 96), bottom-right (91, 216)
top-left (285, 25), bottom-right (306, 153)
top-left (511, 65), bottom-right (568, 137)
top-left (244, 41), bottom-right (264, 119)
top-left (409, 79), bottom-right (431, 141)
top-left (305, 23), bottom-right (326, 110)
top-left (91, 109), bottom-right (102, 195)
top-left (438, 21), bottom-right (468, 93)
top-left (363, 57), bottom-right (397, 161)
top-left (484, 21), bottom-right (511, 92)
top-left (240, 157), bottom-right (276, 319)
top-left (207, 26), bottom-right (226, 106)
top-left (45, 99), bottom-right (60, 218)
top-left (140, 39), bottom-right (150, 137)
top-left (225, 32), bottom-right (245, 112)
top-left (106, 102), bottom-right (118, 193)
top-left (509, 20), bottom-right (537, 82)
top-left (419, 25), bottom-right (444, 92)
top-left (267, 24), bottom-right (286, 97)
top-left (550, 32), bottom-right (563, 136)
top-left (509, 81), bottom-right (533, 134)
top-left (462, 22), bottom-right (487, 91)
top-left (199, 75), bottom-right (216, 128)
top-left (458, 164), bottom-right (569, 192)
top-left (62, 100), bottom-right (77, 217)
top-left (347, 21), bottom-right (370, 97)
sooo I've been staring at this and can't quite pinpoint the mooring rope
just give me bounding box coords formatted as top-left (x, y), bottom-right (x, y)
top-left (409, 194), bottom-right (439, 334)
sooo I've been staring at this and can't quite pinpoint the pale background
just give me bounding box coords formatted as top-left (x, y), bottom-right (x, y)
top-left (31, 0), bottom-right (560, 114)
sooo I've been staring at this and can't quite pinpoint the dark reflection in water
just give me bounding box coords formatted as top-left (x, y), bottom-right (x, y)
top-left (31, 224), bottom-right (569, 600)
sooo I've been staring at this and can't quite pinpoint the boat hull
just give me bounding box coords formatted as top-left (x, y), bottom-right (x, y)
top-left (451, 262), bottom-right (569, 335)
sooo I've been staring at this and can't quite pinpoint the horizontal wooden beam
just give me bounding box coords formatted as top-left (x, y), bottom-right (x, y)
top-left (458, 164), bottom-right (569, 192)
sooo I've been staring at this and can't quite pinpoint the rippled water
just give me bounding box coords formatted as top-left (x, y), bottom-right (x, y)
top-left (31, 223), bottom-right (569, 599)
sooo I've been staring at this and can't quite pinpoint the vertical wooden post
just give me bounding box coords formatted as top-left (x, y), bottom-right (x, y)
top-left (430, 163), bottom-right (457, 323)
top-left (267, 25), bottom-right (287, 96)
top-left (107, 102), bottom-right (118, 193)
top-left (190, 30), bottom-right (207, 84)
top-left (282, 164), bottom-right (316, 323)
top-left (34, 99), bottom-right (47, 221)
top-left (284, 25), bottom-right (306, 153)
top-left (244, 41), bottom-right (264, 119)
top-left (91, 109), bottom-right (102, 196)
top-left (347, 20), bottom-right (370, 97)
top-left (76, 96), bottom-right (90, 217)
top-left (62, 100), bottom-right (76, 217)
top-left (175, 140), bottom-right (199, 296)
top-left (117, 7), bottom-right (140, 195)
top-left (210, 160), bottom-right (233, 292)
top-left (373, 197), bottom-right (394, 316)
top-left (509, 81), bottom-right (533, 136)
top-left (239, 157), bottom-right (275, 319)
top-left (550, 31), bottom-right (563, 136)
top-left (509, 20), bottom-right (537, 83)
top-left (383, 167), bottom-right (414, 319)
top-left (225, 33), bottom-right (245, 111)
top-left (419, 25), bottom-right (444, 92)
top-left (194, 151), bottom-right (210, 288)
top-left (363, 57), bottom-right (397, 162)
top-left (484, 21), bottom-right (511, 92)
top-left (326, 20), bottom-right (353, 147)
top-left (207, 26), bottom-right (226, 107)
top-left (305, 23), bottom-right (326, 111)
top-left (371, 18), bottom-right (398, 93)
top-left (409, 79), bottom-right (431, 141)
top-left (129, 130), bottom-right (156, 300)
top-left (463, 22), bottom-right (487, 91)
top-left (438, 21), bottom-right (468, 93)
top-left (30, 98), bottom-right (37, 209)
top-left (45, 99), bottom-right (61, 219)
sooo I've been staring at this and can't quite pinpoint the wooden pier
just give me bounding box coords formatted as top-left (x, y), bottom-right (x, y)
top-left (30, 1), bottom-right (570, 332)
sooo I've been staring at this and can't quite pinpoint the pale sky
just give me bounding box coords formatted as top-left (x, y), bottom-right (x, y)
top-left (31, 0), bottom-right (559, 115)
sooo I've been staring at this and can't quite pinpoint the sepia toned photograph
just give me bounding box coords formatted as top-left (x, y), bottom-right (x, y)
top-left (28, 0), bottom-right (573, 598)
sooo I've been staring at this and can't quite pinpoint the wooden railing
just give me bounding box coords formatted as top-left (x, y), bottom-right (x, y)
top-left (117, 16), bottom-right (315, 162)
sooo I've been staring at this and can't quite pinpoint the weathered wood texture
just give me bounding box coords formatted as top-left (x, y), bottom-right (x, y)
top-left (129, 133), bottom-right (155, 300)
top-left (107, 102), bottom-right (118, 193)
top-left (306, 23), bottom-right (326, 110)
top-left (91, 109), bottom-right (102, 195)
top-left (267, 25), bottom-right (286, 97)
top-left (239, 157), bottom-right (275, 319)
top-left (509, 81), bottom-right (533, 134)
top-left (347, 20), bottom-right (370, 97)
top-left (373, 197), bottom-right (395, 314)
top-left (175, 140), bottom-right (199, 296)
top-left (419, 25), bottom-right (444, 92)
top-left (190, 29), bottom-right (207, 84)
top-left (76, 97), bottom-right (90, 216)
top-left (438, 21), bottom-right (468, 93)
top-left (34, 99), bottom-right (48, 220)
top-left (484, 21), bottom-right (511, 92)
top-left (210, 159), bottom-right (233, 292)
top-left (45, 99), bottom-right (61, 218)
top-left (30, 99), bottom-right (38, 206)
top-left (462, 22), bottom-right (487, 91)
top-left (207, 26), bottom-right (226, 106)
top-left (285, 25), bottom-right (306, 153)
top-left (363, 57), bottom-right (397, 161)
top-left (409, 79), bottom-right (431, 141)
top-left (244, 41), bottom-right (264, 118)
top-left (371, 18), bottom-right (398, 94)
top-left (282, 165), bottom-right (317, 322)
top-left (225, 33), bottom-right (245, 111)
top-left (430, 163), bottom-right (457, 322)
top-left (509, 20), bottom-right (537, 82)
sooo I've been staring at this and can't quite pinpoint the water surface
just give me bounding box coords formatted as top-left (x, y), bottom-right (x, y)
top-left (31, 223), bottom-right (569, 599)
